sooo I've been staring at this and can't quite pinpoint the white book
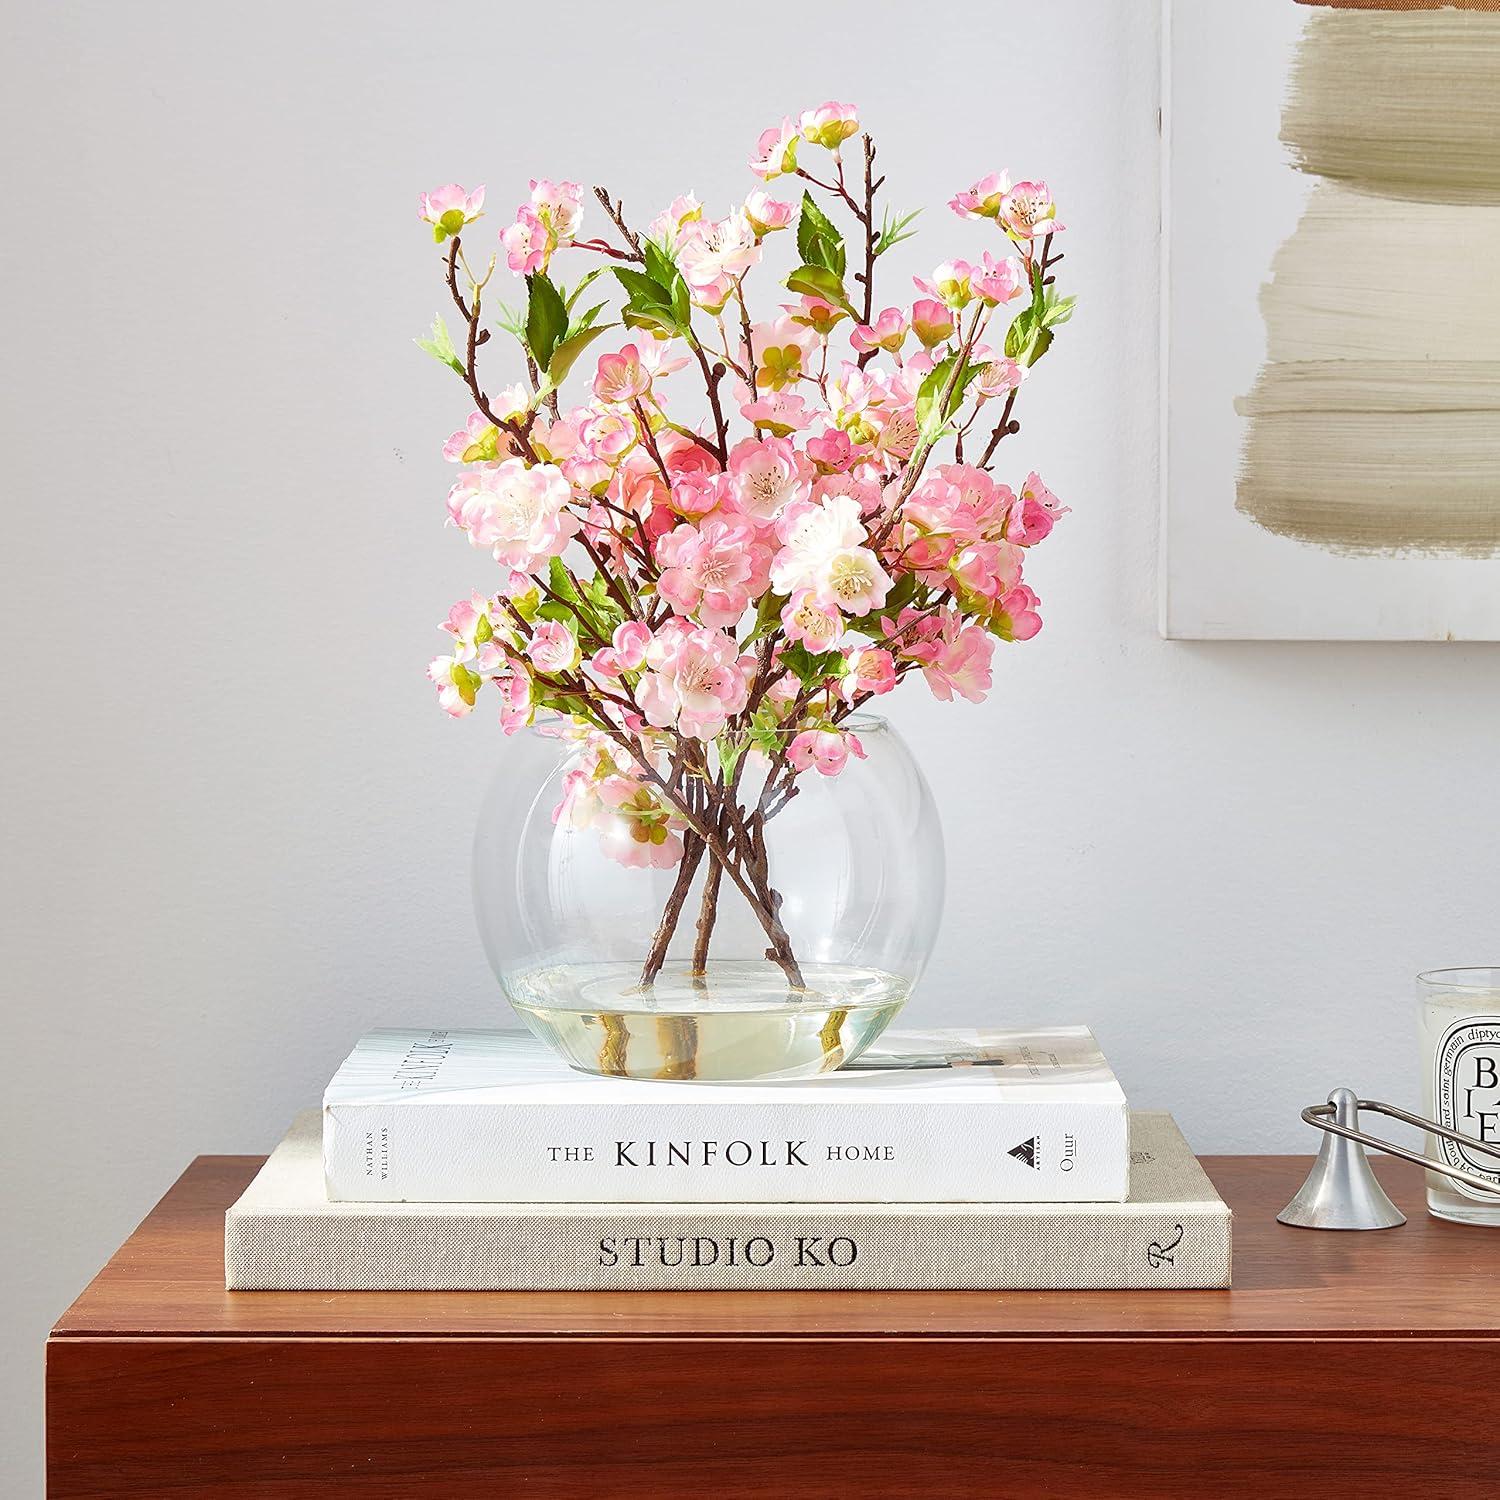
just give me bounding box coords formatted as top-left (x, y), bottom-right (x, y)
top-left (322, 1026), bottom-right (1129, 1204)
top-left (230, 1111), bottom-right (1228, 1290)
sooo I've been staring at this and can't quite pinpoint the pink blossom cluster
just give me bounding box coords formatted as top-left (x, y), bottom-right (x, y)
top-left (419, 104), bottom-right (1072, 869)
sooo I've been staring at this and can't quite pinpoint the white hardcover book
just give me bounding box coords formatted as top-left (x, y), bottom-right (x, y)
top-left (230, 1111), bottom-right (1228, 1290)
top-left (322, 1026), bottom-right (1128, 1204)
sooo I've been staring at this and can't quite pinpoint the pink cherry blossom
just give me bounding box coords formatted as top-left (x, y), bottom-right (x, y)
top-left (813, 470), bottom-right (883, 519)
top-left (995, 583), bottom-right (1043, 640)
top-left (850, 307), bottom-right (909, 356)
top-left (593, 344), bottom-right (650, 404)
top-left (786, 294), bottom-right (847, 336)
top-left (971, 251), bottom-right (1028, 307)
top-left (952, 539), bottom-right (1024, 602)
top-left (528, 178), bottom-right (584, 241)
top-left (659, 428), bottom-right (725, 481)
top-left (419, 183), bottom-right (485, 242)
top-left (781, 589), bottom-right (845, 652)
top-left (910, 299), bottom-right (955, 349)
top-left (441, 592), bottom-right (509, 672)
top-left (806, 429), bottom-right (855, 473)
top-left (501, 204), bottom-right (550, 274)
top-left (612, 620), bottom-right (652, 671)
top-left (948, 172), bottom-right (1008, 222)
top-left (587, 621), bottom-right (652, 681)
top-left (976, 358), bottom-right (1026, 399)
top-left (1006, 471), bottom-right (1070, 546)
top-left (741, 388), bottom-right (813, 436)
top-left (428, 654), bottom-right (480, 717)
top-left (446, 458), bottom-right (579, 573)
top-left (578, 407), bottom-right (636, 466)
top-left (913, 261), bottom-right (974, 310)
top-left (819, 546), bottom-right (892, 616)
top-left (788, 728), bottom-right (867, 777)
top-left (728, 435), bottom-right (815, 526)
top-left (527, 619), bottom-right (580, 676)
top-left (637, 620), bottom-right (752, 740)
top-left (646, 193), bottom-right (703, 251)
top-left (443, 411), bottom-right (503, 464)
top-left (419, 112), bottom-right (1077, 848)
top-left (999, 180), bottom-right (1063, 241)
top-left (840, 646), bottom-right (897, 704)
top-left (677, 213), bottom-right (760, 307)
top-left (496, 666), bottom-right (535, 734)
top-left (771, 493), bottom-right (867, 593)
top-left (749, 118), bottom-right (801, 180)
top-left (746, 315), bottom-right (818, 391)
top-left (595, 777), bottom-right (685, 869)
top-left (912, 616), bottom-right (995, 703)
top-left (656, 516), bottom-right (769, 628)
top-left (799, 102), bottom-right (860, 151)
top-left (744, 190), bottom-right (794, 236)
top-left (667, 470), bottom-right (733, 522)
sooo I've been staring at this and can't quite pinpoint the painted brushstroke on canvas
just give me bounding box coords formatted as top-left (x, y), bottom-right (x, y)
top-left (1162, 0), bottom-right (1500, 638)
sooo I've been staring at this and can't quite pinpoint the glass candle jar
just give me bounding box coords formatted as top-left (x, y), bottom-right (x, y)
top-left (1418, 967), bottom-right (1500, 1225)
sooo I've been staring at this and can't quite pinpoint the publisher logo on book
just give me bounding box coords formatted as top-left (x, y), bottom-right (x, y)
top-left (1007, 1135), bottom-right (1040, 1170)
top-left (1005, 1132), bottom-right (1078, 1172)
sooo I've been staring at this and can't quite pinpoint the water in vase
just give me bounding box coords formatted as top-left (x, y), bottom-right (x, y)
top-left (508, 959), bottom-right (908, 1081)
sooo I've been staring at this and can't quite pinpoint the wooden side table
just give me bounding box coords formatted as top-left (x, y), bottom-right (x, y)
top-left (47, 1152), bottom-right (1499, 1498)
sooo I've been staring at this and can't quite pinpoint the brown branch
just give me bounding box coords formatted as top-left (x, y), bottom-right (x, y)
top-left (446, 237), bottom-right (540, 464)
top-left (687, 339), bottom-right (730, 461)
top-left (978, 388), bottom-right (1021, 469)
top-left (641, 826), bottom-right (704, 986)
top-left (857, 135), bottom-right (878, 328)
top-left (592, 187), bottom-right (645, 262)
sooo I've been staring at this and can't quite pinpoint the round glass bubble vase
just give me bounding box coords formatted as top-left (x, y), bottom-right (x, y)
top-left (473, 715), bottom-right (944, 1081)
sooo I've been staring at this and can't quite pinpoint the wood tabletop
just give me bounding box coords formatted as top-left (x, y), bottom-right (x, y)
top-left (51, 1150), bottom-right (1500, 1342)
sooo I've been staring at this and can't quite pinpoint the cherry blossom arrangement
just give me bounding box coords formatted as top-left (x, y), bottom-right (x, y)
top-left (421, 103), bottom-right (1072, 989)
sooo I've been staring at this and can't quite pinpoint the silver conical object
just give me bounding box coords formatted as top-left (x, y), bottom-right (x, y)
top-left (1278, 1088), bottom-right (1407, 1230)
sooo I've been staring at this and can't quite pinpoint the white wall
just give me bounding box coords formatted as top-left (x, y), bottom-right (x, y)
top-left (4, 0), bottom-right (1499, 1489)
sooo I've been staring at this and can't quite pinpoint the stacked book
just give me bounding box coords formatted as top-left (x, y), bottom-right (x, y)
top-left (225, 1027), bottom-right (1231, 1290)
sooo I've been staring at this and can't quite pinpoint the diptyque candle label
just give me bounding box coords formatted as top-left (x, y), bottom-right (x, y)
top-left (1433, 1015), bottom-right (1500, 1199)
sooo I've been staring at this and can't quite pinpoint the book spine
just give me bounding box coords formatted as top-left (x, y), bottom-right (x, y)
top-left (323, 1098), bottom-right (1129, 1204)
top-left (226, 1202), bottom-right (1230, 1291)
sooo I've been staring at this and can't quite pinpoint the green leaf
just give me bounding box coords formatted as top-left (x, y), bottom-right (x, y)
top-left (563, 266), bottom-right (606, 312)
top-left (546, 322), bottom-right (614, 385)
top-left (642, 238), bottom-right (679, 292)
top-left (784, 263), bottom-right (854, 314)
top-left (915, 352), bottom-right (985, 441)
top-left (796, 193), bottom-right (846, 278)
top-left (1003, 307), bottom-right (1036, 361)
top-left (525, 272), bottom-right (568, 367)
top-left (623, 306), bottom-right (680, 338)
top-left (547, 556), bottom-right (581, 606)
top-left (716, 733), bottom-right (747, 782)
top-left (779, 642), bottom-right (841, 685)
top-left (414, 315), bottom-right (465, 376)
top-left (1040, 293), bottom-right (1076, 328)
top-left (453, 662), bottom-right (482, 707)
top-left (670, 271), bottom-right (693, 329)
top-left (1025, 326), bottom-right (1054, 366)
top-left (569, 300), bottom-right (609, 336)
top-left (613, 266), bottom-right (673, 310)
top-left (881, 572), bottom-right (919, 616)
top-left (493, 301), bottom-right (527, 339)
top-left (536, 601), bottom-right (576, 626)
top-left (874, 206), bottom-right (921, 257)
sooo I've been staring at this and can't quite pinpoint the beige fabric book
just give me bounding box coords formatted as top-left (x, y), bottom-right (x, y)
top-left (226, 1110), bottom-right (1230, 1291)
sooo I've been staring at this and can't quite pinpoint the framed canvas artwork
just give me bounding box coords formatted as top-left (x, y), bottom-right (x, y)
top-left (1161, 0), bottom-right (1500, 639)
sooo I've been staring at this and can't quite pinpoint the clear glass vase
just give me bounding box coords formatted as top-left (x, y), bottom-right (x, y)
top-left (473, 714), bottom-right (944, 1080)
